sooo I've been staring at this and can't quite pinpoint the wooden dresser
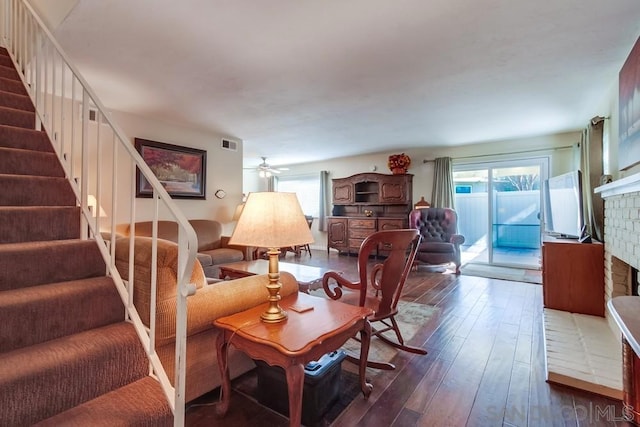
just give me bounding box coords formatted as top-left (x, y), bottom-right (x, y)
top-left (541, 236), bottom-right (604, 316)
top-left (327, 172), bottom-right (412, 255)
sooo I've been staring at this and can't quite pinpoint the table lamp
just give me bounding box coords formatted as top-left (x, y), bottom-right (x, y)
top-left (229, 192), bottom-right (314, 323)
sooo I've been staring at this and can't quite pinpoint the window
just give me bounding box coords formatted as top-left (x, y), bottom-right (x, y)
top-left (276, 174), bottom-right (320, 217)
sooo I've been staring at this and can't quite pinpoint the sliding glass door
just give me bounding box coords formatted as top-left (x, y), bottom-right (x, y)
top-left (453, 158), bottom-right (549, 269)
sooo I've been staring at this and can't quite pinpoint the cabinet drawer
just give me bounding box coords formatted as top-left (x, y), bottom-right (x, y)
top-left (349, 238), bottom-right (366, 249)
top-left (349, 228), bottom-right (376, 239)
top-left (349, 218), bottom-right (376, 229)
top-left (378, 218), bottom-right (404, 231)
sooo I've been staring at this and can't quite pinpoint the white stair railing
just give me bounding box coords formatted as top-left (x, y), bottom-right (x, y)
top-left (0, 1), bottom-right (196, 424)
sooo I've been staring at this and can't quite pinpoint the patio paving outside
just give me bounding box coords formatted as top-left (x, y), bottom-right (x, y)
top-left (462, 237), bottom-right (541, 269)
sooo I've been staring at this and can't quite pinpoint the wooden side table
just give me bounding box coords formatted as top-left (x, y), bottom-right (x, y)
top-left (214, 292), bottom-right (373, 427)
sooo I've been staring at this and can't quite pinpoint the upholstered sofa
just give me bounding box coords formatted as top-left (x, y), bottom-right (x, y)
top-left (115, 219), bottom-right (246, 278)
top-left (114, 236), bottom-right (299, 402)
top-left (408, 208), bottom-right (465, 274)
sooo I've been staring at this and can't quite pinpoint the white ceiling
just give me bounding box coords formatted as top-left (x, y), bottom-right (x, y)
top-left (53, 0), bottom-right (640, 169)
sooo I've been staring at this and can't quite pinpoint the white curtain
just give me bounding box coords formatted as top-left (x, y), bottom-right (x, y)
top-left (431, 157), bottom-right (455, 208)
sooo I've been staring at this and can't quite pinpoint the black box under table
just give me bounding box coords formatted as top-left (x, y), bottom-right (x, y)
top-left (255, 350), bottom-right (346, 425)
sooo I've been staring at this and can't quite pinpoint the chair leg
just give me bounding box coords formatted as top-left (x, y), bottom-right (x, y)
top-left (346, 336), bottom-right (396, 370)
top-left (374, 316), bottom-right (428, 355)
top-left (344, 352), bottom-right (395, 370)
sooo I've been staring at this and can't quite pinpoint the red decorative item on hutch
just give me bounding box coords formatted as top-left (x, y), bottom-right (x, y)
top-left (388, 153), bottom-right (411, 174)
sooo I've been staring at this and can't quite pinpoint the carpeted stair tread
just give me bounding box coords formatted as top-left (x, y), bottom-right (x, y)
top-left (0, 105), bottom-right (35, 128)
top-left (0, 146), bottom-right (64, 177)
top-left (0, 276), bottom-right (123, 352)
top-left (0, 322), bottom-right (150, 426)
top-left (0, 76), bottom-right (28, 96)
top-left (0, 206), bottom-right (80, 243)
top-left (0, 53), bottom-right (12, 68)
top-left (0, 124), bottom-right (53, 151)
top-left (0, 174), bottom-right (76, 206)
top-left (0, 89), bottom-right (34, 112)
top-left (0, 239), bottom-right (106, 291)
top-left (0, 63), bottom-right (20, 81)
top-left (33, 376), bottom-right (173, 427)
top-left (0, 45), bottom-right (169, 426)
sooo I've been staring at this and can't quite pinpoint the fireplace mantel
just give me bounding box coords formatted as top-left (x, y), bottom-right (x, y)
top-left (595, 172), bottom-right (640, 198)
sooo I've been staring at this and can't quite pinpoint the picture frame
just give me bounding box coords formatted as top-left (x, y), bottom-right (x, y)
top-left (135, 138), bottom-right (207, 199)
top-left (619, 36), bottom-right (640, 170)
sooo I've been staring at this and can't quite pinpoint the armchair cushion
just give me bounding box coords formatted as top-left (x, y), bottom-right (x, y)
top-left (419, 241), bottom-right (456, 254)
top-left (409, 208), bottom-right (465, 274)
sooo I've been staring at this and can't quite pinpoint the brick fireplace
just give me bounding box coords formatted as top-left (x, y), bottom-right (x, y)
top-left (597, 173), bottom-right (640, 420)
top-left (597, 173), bottom-right (640, 323)
top-left (541, 175), bottom-right (640, 401)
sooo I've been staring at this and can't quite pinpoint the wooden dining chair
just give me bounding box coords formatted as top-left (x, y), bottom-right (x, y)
top-left (321, 228), bottom-right (425, 370)
top-left (281, 215), bottom-right (314, 257)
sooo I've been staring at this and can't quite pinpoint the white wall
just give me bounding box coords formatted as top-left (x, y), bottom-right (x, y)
top-left (109, 111), bottom-right (244, 235)
top-left (27, 0), bottom-right (78, 30)
top-left (252, 131), bottom-right (579, 250)
top-left (270, 132), bottom-right (578, 203)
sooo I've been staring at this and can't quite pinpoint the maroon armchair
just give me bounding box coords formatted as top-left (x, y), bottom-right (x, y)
top-left (409, 208), bottom-right (465, 274)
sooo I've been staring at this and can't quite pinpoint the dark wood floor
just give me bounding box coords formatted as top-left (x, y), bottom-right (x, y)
top-left (186, 249), bottom-right (627, 427)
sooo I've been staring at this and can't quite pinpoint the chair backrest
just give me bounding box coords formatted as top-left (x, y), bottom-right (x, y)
top-left (356, 229), bottom-right (421, 316)
top-left (409, 208), bottom-right (459, 243)
top-left (305, 215), bottom-right (313, 229)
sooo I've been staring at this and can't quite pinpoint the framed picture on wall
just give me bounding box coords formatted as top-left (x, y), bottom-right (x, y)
top-left (619, 36), bottom-right (640, 170)
top-left (135, 138), bottom-right (207, 199)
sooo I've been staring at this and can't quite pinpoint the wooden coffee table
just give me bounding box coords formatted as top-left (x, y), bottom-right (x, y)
top-left (218, 259), bottom-right (338, 293)
top-left (214, 292), bottom-right (373, 427)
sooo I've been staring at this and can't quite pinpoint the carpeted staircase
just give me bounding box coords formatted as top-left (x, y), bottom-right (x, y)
top-left (0, 47), bottom-right (173, 426)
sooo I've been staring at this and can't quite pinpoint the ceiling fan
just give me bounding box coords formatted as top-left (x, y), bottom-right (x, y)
top-left (251, 157), bottom-right (289, 177)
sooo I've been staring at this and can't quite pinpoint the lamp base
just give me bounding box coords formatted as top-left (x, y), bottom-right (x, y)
top-left (260, 307), bottom-right (288, 323)
top-left (261, 248), bottom-right (288, 323)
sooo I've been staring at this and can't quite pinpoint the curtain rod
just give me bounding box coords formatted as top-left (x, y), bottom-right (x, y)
top-left (422, 144), bottom-right (575, 163)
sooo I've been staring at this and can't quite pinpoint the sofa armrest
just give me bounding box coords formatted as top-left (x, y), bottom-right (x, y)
top-left (180, 272), bottom-right (299, 339)
top-left (114, 235), bottom-right (300, 346)
top-left (450, 234), bottom-right (465, 246)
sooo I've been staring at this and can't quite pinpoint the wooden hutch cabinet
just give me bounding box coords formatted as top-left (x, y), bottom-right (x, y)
top-left (327, 173), bottom-right (413, 255)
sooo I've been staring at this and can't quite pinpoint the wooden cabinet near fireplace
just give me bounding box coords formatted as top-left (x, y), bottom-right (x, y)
top-left (542, 236), bottom-right (604, 316)
top-left (327, 173), bottom-right (412, 255)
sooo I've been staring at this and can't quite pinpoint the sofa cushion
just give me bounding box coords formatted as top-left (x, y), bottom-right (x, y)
top-left (201, 247), bottom-right (244, 265)
top-left (196, 253), bottom-right (213, 267)
top-left (418, 241), bottom-right (455, 254)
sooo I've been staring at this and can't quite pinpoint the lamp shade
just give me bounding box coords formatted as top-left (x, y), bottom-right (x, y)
top-left (229, 192), bottom-right (314, 248)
